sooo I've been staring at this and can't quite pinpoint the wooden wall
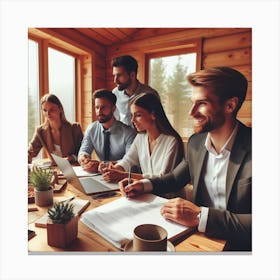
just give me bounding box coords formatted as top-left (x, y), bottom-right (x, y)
top-left (106, 28), bottom-right (252, 126)
top-left (31, 28), bottom-right (252, 130)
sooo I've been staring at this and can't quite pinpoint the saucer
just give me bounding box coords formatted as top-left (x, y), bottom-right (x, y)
top-left (124, 240), bottom-right (175, 252)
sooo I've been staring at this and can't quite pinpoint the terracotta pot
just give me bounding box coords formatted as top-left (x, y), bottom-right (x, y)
top-left (34, 187), bottom-right (53, 207)
top-left (47, 215), bottom-right (78, 248)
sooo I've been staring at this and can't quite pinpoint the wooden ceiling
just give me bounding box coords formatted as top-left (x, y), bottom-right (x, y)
top-left (72, 28), bottom-right (189, 47)
top-left (73, 28), bottom-right (142, 46)
top-left (29, 27), bottom-right (191, 54)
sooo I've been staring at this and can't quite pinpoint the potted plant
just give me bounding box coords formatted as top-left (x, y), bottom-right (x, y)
top-left (47, 201), bottom-right (78, 248)
top-left (29, 167), bottom-right (53, 207)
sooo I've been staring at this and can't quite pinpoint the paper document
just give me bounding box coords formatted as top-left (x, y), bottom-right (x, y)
top-left (72, 166), bottom-right (100, 177)
top-left (81, 193), bottom-right (193, 250)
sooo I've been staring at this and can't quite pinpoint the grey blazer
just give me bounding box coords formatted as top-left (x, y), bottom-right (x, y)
top-left (151, 121), bottom-right (252, 251)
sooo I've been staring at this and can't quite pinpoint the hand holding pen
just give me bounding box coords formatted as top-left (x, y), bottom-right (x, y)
top-left (118, 167), bottom-right (144, 198)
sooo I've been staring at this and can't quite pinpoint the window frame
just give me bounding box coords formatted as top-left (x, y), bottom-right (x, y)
top-left (145, 38), bottom-right (202, 142)
top-left (28, 32), bottom-right (89, 126)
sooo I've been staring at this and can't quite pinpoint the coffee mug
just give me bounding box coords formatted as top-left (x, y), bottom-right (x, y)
top-left (132, 224), bottom-right (168, 251)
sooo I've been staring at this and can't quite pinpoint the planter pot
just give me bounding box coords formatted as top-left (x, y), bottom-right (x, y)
top-left (34, 187), bottom-right (53, 207)
top-left (47, 215), bottom-right (79, 248)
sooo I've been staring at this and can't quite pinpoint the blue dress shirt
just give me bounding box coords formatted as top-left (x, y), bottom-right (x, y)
top-left (78, 119), bottom-right (136, 161)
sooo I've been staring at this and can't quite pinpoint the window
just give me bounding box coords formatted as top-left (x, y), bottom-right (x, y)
top-left (28, 39), bottom-right (40, 143)
top-left (48, 47), bottom-right (76, 122)
top-left (28, 29), bottom-right (91, 161)
top-left (147, 44), bottom-right (200, 138)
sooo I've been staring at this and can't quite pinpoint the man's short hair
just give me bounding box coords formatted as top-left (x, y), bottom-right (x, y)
top-left (111, 55), bottom-right (138, 74)
top-left (187, 66), bottom-right (248, 113)
top-left (92, 89), bottom-right (117, 105)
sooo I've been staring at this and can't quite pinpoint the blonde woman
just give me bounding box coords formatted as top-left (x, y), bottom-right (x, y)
top-left (28, 93), bottom-right (83, 164)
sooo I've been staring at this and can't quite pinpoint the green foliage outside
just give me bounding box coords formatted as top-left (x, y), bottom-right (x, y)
top-left (28, 91), bottom-right (37, 143)
top-left (150, 56), bottom-right (193, 136)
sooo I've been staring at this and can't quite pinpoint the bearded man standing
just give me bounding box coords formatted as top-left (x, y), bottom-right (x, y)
top-left (111, 55), bottom-right (159, 127)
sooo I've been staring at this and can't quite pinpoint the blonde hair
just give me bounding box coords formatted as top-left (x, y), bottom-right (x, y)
top-left (40, 93), bottom-right (67, 122)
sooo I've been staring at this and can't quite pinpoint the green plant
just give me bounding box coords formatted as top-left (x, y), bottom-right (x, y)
top-left (29, 167), bottom-right (53, 191)
top-left (47, 202), bottom-right (75, 224)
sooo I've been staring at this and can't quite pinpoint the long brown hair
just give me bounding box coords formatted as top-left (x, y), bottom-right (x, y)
top-left (131, 93), bottom-right (184, 157)
top-left (40, 93), bottom-right (67, 123)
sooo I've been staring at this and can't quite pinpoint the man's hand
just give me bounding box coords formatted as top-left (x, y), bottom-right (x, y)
top-left (118, 178), bottom-right (145, 198)
top-left (160, 198), bottom-right (201, 227)
top-left (79, 155), bottom-right (100, 173)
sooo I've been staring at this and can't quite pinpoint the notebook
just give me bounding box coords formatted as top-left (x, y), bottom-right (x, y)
top-left (51, 154), bottom-right (119, 195)
top-left (35, 197), bottom-right (90, 228)
top-left (81, 193), bottom-right (195, 250)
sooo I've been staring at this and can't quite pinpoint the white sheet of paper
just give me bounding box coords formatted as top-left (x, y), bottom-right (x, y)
top-left (81, 193), bottom-right (189, 249)
top-left (72, 166), bottom-right (100, 177)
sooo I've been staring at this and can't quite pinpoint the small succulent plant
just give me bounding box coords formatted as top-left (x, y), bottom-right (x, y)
top-left (47, 201), bottom-right (75, 224)
top-left (29, 167), bottom-right (53, 191)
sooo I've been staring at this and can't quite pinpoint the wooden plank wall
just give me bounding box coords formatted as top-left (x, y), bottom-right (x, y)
top-left (106, 28), bottom-right (252, 127)
top-left (35, 28), bottom-right (252, 129)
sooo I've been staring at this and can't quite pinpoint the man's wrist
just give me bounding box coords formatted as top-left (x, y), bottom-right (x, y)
top-left (140, 179), bottom-right (153, 193)
top-left (197, 207), bottom-right (209, 233)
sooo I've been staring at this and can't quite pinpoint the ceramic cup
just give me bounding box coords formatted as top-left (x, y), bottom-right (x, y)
top-left (133, 224), bottom-right (167, 251)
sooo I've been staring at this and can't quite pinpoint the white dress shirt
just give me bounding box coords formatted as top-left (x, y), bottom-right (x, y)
top-left (116, 133), bottom-right (183, 178)
top-left (198, 123), bottom-right (238, 232)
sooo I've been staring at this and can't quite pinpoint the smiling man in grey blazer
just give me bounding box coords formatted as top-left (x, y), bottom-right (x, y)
top-left (119, 66), bottom-right (252, 251)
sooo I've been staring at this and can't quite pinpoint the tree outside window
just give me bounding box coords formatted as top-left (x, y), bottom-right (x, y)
top-left (149, 53), bottom-right (196, 137)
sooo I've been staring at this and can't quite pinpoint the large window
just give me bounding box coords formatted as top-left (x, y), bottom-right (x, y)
top-left (28, 39), bottom-right (40, 143)
top-left (48, 47), bottom-right (76, 122)
top-left (28, 33), bottom-right (84, 161)
top-left (148, 53), bottom-right (197, 138)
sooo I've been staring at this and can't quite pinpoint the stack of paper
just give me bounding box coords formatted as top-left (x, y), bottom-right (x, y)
top-left (81, 194), bottom-right (193, 250)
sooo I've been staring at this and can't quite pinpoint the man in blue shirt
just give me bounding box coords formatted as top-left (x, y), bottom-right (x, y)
top-left (111, 55), bottom-right (159, 127)
top-left (78, 89), bottom-right (136, 173)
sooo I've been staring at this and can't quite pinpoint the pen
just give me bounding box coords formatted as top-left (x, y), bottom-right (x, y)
top-left (125, 166), bottom-right (132, 197)
top-left (128, 166), bottom-right (132, 184)
top-left (92, 192), bottom-right (120, 200)
top-left (60, 196), bottom-right (75, 204)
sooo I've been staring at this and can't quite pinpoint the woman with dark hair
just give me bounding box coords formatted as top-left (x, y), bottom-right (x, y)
top-left (101, 93), bottom-right (184, 185)
top-left (28, 93), bottom-right (83, 164)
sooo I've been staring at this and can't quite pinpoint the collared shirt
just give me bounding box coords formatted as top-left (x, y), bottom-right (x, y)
top-left (198, 123), bottom-right (239, 232)
top-left (112, 80), bottom-right (159, 127)
top-left (78, 119), bottom-right (136, 161)
top-left (116, 133), bottom-right (183, 178)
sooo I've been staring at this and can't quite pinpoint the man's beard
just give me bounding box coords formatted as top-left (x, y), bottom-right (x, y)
top-left (192, 112), bottom-right (225, 134)
top-left (117, 78), bottom-right (131, 91)
top-left (98, 112), bottom-right (113, 124)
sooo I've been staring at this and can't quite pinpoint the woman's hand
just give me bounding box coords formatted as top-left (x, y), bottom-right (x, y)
top-left (102, 169), bottom-right (127, 182)
top-left (118, 178), bottom-right (145, 198)
top-left (98, 161), bottom-right (114, 173)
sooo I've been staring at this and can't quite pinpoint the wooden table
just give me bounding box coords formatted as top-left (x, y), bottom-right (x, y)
top-left (28, 183), bottom-right (226, 253)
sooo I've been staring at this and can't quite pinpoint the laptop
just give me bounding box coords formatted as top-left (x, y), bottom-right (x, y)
top-left (51, 154), bottom-right (119, 195)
